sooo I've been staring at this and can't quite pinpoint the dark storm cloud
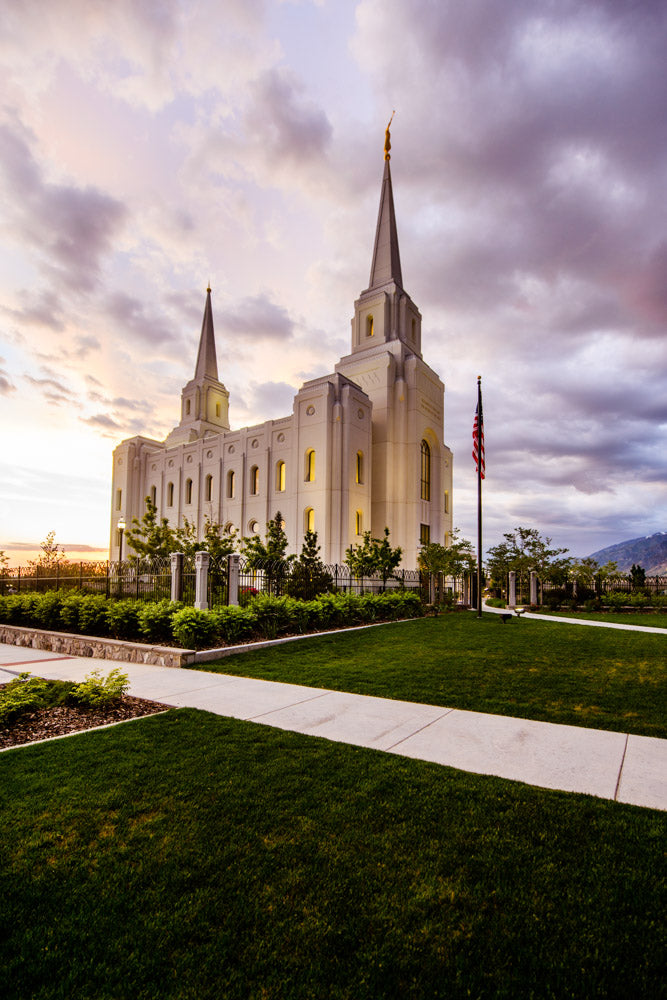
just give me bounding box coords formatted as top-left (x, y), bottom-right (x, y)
top-left (0, 118), bottom-right (127, 293)
top-left (219, 293), bottom-right (294, 342)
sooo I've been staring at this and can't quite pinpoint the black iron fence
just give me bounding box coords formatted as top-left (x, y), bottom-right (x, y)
top-left (540, 576), bottom-right (667, 598)
top-left (0, 558), bottom-right (176, 602)
top-left (1, 557), bottom-right (429, 606)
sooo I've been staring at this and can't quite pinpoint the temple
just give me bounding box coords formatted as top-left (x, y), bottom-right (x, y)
top-left (110, 139), bottom-right (453, 566)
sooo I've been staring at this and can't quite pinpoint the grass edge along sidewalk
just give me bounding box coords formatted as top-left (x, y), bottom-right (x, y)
top-left (192, 614), bottom-right (667, 740)
top-left (1, 709), bottom-right (664, 1000)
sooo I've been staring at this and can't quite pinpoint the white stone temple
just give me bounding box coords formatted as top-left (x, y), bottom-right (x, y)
top-left (110, 140), bottom-right (453, 567)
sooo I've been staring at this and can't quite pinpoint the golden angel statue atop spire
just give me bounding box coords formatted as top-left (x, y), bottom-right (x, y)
top-left (384, 110), bottom-right (395, 161)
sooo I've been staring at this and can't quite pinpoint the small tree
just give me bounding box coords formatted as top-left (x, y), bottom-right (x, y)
top-left (288, 530), bottom-right (332, 599)
top-left (629, 563), bottom-right (647, 592)
top-left (202, 518), bottom-right (237, 563)
top-left (241, 512), bottom-right (294, 594)
top-left (419, 529), bottom-right (476, 601)
top-left (125, 497), bottom-right (176, 560)
top-left (345, 527), bottom-right (402, 589)
top-left (28, 531), bottom-right (69, 573)
top-left (487, 527), bottom-right (569, 602)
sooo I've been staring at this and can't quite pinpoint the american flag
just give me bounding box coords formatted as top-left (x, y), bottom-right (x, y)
top-left (472, 399), bottom-right (485, 479)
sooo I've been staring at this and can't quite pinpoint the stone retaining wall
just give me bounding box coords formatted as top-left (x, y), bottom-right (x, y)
top-left (0, 624), bottom-right (195, 668)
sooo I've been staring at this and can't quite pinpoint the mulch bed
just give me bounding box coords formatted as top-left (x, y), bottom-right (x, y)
top-left (0, 694), bottom-right (172, 750)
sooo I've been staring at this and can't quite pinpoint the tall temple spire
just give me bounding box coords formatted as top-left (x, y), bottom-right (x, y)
top-left (194, 285), bottom-right (218, 381)
top-left (368, 116), bottom-right (403, 291)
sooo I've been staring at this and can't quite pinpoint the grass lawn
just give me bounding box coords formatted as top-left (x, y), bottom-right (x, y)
top-left (538, 610), bottom-right (667, 628)
top-left (195, 613), bottom-right (667, 739)
top-left (1, 709), bottom-right (664, 1000)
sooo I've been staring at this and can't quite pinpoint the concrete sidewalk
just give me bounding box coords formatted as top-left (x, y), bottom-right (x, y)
top-left (1, 641), bottom-right (665, 812)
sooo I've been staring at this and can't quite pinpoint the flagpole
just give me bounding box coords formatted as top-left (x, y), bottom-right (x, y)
top-left (476, 375), bottom-right (483, 618)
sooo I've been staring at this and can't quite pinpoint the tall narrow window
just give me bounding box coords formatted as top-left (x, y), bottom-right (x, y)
top-left (355, 510), bottom-right (363, 535)
top-left (276, 460), bottom-right (286, 492)
top-left (115, 488), bottom-right (122, 511)
top-left (305, 507), bottom-right (315, 533)
top-left (150, 485), bottom-right (157, 506)
top-left (366, 314), bottom-right (374, 337)
top-left (355, 452), bottom-right (363, 485)
top-left (185, 399), bottom-right (191, 415)
top-left (444, 490), bottom-right (449, 514)
top-left (205, 474), bottom-right (213, 502)
top-left (250, 466), bottom-right (259, 495)
top-left (420, 440), bottom-right (431, 501)
top-left (167, 482), bottom-right (174, 507)
top-left (305, 449), bottom-right (315, 482)
top-left (185, 478), bottom-right (193, 504)
top-left (420, 523), bottom-right (431, 545)
top-left (215, 402), bottom-right (221, 417)
top-left (227, 470), bottom-right (235, 499)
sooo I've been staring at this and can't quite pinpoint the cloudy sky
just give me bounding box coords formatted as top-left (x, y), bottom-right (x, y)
top-left (1, 0), bottom-right (665, 566)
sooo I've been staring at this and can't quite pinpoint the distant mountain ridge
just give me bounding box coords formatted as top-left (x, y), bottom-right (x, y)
top-left (587, 532), bottom-right (667, 575)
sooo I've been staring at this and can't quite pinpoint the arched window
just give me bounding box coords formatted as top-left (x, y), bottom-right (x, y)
top-left (305, 449), bottom-right (315, 482)
top-left (356, 452), bottom-right (363, 485)
top-left (205, 474), bottom-right (213, 502)
top-left (304, 507), bottom-right (315, 533)
top-left (355, 510), bottom-right (363, 535)
top-left (420, 440), bottom-right (431, 501)
top-left (250, 466), bottom-right (259, 495)
top-left (185, 478), bottom-right (193, 504)
top-left (150, 485), bottom-right (157, 506)
top-left (276, 460), bottom-right (286, 492)
top-left (167, 482), bottom-right (174, 507)
top-left (227, 470), bottom-right (235, 499)
top-left (366, 314), bottom-right (374, 337)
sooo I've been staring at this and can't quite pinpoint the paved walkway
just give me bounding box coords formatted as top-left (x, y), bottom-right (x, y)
top-left (1, 639), bottom-right (665, 812)
top-left (484, 602), bottom-right (667, 634)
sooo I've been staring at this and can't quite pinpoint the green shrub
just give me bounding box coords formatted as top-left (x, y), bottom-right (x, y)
top-left (485, 597), bottom-right (506, 609)
top-left (67, 668), bottom-right (129, 707)
top-left (33, 591), bottom-right (66, 630)
top-left (59, 593), bottom-right (87, 633)
top-left (210, 606), bottom-right (257, 645)
top-left (0, 672), bottom-right (76, 724)
top-left (105, 599), bottom-right (142, 640)
top-left (171, 607), bottom-right (218, 649)
top-left (77, 595), bottom-right (110, 636)
top-left (138, 600), bottom-right (183, 644)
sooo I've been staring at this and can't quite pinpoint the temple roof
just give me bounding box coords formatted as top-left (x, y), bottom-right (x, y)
top-left (368, 157), bottom-right (403, 291)
top-left (194, 286), bottom-right (218, 381)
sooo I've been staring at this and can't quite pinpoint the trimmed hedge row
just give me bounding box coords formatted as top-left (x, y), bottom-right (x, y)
top-left (0, 590), bottom-right (424, 650)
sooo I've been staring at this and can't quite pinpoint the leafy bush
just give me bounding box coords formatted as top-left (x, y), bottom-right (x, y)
top-left (170, 608), bottom-right (219, 649)
top-left (138, 599), bottom-right (182, 645)
top-left (33, 591), bottom-right (66, 630)
top-left (59, 593), bottom-right (88, 633)
top-left (105, 600), bottom-right (142, 640)
top-left (68, 668), bottom-right (129, 707)
top-left (0, 673), bottom-right (69, 724)
top-left (485, 597), bottom-right (506, 609)
top-left (210, 606), bottom-right (257, 645)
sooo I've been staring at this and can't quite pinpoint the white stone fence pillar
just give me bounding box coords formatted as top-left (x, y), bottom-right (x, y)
top-left (228, 554), bottom-right (240, 606)
top-left (508, 571), bottom-right (517, 607)
top-left (170, 552), bottom-right (184, 603)
top-left (194, 551), bottom-right (210, 610)
top-left (529, 571), bottom-right (538, 606)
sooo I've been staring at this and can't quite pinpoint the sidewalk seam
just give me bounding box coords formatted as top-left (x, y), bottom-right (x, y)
top-left (385, 708), bottom-right (456, 751)
top-left (614, 733), bottom-right (630, 801)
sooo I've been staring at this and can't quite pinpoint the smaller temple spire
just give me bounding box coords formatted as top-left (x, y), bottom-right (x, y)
top-left (194, 285), bottom-right (218, 381)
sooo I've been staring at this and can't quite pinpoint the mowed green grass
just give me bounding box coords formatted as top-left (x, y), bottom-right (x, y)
top-left (1, 709), bottom-right (664, 1000)
top-left (540, 610), bottom-right (667, 628)
top-left (197, 613), bottom-right (667, 738)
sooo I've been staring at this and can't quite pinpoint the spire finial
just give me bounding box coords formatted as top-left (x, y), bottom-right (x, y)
top-left (384, 111), bottom-right (395, 161)
top-left (207, 281), bottom-right (211, 293)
